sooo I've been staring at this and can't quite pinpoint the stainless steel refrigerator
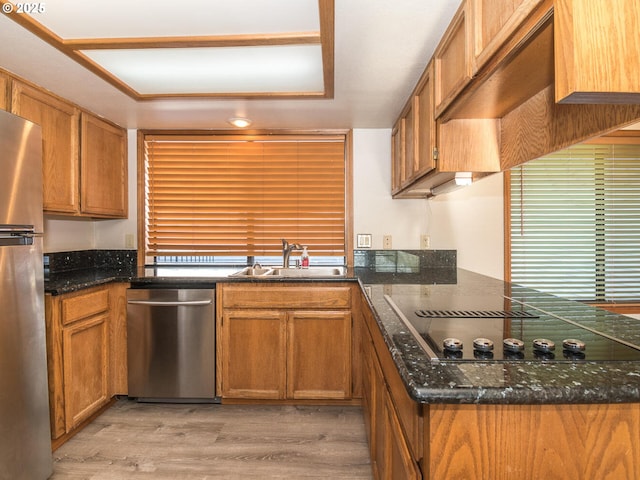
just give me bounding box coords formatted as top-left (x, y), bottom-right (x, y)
top-left (0, 109), bottom-right (53, 479)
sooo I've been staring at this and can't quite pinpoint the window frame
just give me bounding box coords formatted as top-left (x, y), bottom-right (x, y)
top-left (137, 129), bottom-right (354, 268)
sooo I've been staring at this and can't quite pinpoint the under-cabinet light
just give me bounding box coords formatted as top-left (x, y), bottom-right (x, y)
top-left (228, 117), bottom-right (252, 128)
top-left (429, 172), bottom-right (473, 197)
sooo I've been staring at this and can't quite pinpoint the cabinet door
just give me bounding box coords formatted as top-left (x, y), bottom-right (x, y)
top-left (109, 283), bottom-right (129, 395)
top-left (470, 0), bottom-right (543, 72)
top-left (415, 64), bottom-right (437, 176)
top-left (361, 336), bottom-right (378, 469)
top-left (372, 344), bottom-right (388, 480)
top-left (62, 314), bottom-right (109, 432)
top-left (384, 389), bottom-right (422, 480)
top-left (403, 100), bottom-right (416, 184)
top-left (434, 1), bottom-right (472, 118)
top-left (0, 72), bottom-right (9, 111)
top-left (286, 310), bottom-right (352, 400)
top-left (11, 81), bottom-right (80, 214)
top-left (220, 310), bottom-right (286, 399)
top-left (391, 118), bottom-right (404, 193)
top-left (555, 0), bottom-right (640, 104)
top-left (80, 113), bottom-right (127, 217)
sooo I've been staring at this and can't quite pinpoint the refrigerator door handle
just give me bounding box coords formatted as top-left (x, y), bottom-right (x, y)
top-left (0, 231), bottom-right (43, 246)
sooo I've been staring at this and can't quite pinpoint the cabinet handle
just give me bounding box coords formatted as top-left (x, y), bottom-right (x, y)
top-left (127, 300), bottom-right (212, 306)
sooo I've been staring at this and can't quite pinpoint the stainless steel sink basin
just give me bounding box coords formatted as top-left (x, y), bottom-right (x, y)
top-left (231, 266), bottom-right (274, 276)
top-left (231, 266), bottom-right (344, 277)
top-left (267, 267), bottom-right (343, 277)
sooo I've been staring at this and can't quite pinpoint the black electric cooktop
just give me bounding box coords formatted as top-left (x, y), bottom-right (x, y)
top-left (385, 289), bottom-right (640, 363)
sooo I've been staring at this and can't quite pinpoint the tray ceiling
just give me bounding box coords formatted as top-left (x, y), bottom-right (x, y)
top-left (0, 1), bottom-right (463, 129)
top-left (1, 0), bottom-right (333, 99)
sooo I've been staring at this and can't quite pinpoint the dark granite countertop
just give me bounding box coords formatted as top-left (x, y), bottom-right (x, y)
top-left (45, 265), bottom-right (361, 294)
top-left (362, 270), bottom-right (640, 405)
top-left (44, 249), bottom-right (640, 405)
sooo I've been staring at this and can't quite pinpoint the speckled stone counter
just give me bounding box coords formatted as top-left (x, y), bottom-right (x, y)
top-left (362, 270), bottom-right (640, 405)
top-left (43, 249), bottom-right (640, 405)
top-left (45, 250), bottom-right (138, 295)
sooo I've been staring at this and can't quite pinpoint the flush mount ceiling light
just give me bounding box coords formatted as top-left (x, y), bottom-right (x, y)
top-left (228, 117), bottom-right (252, 128)
top-left (1, 0), bottom-right (334, 100)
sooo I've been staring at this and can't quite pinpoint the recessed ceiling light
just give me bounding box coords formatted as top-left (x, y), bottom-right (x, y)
top-left (228, 117), bottom-right (252, 128)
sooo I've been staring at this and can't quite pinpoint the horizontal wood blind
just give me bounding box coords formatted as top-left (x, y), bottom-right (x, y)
top-left (510, 144), bottom-right (640, 302)
top-left (144, 135), bottom-right (346, 257)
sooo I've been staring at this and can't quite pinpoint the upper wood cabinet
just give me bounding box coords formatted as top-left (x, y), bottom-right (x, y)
top-left (81, 113), bottom-right (127, 217)
top-left (10, 78), bottom-right (127, 218)
top-left (0, 72), bottom-right (9, 111)
top-left (470, 0), bottom-right (544, 73)
top-left (392, 63), bottom-right (438, 198)
top-left (415, 67), bottom-right (437, 177)
top-left (555, 0), bottom-right (640, 104)
top-left (11, 80), bottom-right (81, 214)
top-left (433, 1), bottom-right (472, 118)
top-left (391, 118), bottom-right (404, 192)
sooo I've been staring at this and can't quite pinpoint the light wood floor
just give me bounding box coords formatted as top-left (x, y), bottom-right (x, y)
top-left (51, 399), bottom-right (373, 479)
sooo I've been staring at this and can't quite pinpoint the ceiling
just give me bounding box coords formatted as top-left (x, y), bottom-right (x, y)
top-left (0, 0), bottom-right (461, 130)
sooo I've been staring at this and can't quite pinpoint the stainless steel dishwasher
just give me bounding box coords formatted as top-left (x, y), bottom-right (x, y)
top-left (126, 287), bottom-right (219, 402)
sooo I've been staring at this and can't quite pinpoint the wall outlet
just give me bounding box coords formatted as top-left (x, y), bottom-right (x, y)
top-left (125, 233), bottom-right (135, 249)
top-left (383, 235), bottom-right (392, 249)
top-left (420, 234), bottom-right (431, 249)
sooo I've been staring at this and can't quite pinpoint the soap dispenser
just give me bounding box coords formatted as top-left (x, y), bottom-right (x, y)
top-left (301, 246), bottom-right (310, 268)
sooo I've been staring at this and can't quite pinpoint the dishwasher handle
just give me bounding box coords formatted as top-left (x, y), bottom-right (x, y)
top-left (127, 299), bottom-right (213, 307)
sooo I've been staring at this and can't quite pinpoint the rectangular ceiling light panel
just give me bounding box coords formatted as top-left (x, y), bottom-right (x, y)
top-left (82, 45), bottom-right (325, 95)
top-left (28, 0), bottom-right (320, 38)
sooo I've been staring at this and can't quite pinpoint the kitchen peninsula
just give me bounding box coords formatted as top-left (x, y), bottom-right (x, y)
top-left (44, 249), bottom-right (640, 479)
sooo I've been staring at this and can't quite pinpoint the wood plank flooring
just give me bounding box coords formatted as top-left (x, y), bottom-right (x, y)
top-left (51, 399), bottom-right (373, 479)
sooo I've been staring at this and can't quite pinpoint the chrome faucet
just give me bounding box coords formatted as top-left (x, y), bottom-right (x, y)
top-left (282, 238), bottom-right (303, 268)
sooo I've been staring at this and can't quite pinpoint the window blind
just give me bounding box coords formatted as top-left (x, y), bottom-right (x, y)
top-left (510, 143), bottom-right (640, 302)
top-left (143, 134), bottom-right (346, 260)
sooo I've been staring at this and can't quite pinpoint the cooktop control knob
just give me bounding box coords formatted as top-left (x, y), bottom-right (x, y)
top-left (473, 337), bottom-right (494, 352)
top-left (443, 338), bottom-right (463, 352)
top-left (533, 338), bottom-right (556, 353)
top-left (562, 338), bottom-right (586, 352)
top-left (503, 338), bottom-right (525, 353)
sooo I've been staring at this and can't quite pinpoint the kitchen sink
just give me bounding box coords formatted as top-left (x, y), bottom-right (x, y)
top-left (231, 266), bottom-right (343, 277)
top-left (267, 267), bottom-right (343, 277)
top-left (231, 266), bottom-right (274, 276)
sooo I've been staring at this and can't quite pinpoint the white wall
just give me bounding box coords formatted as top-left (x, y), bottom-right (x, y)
top-left (43, 128), bottom-right (506, 280)
top-left (352, 129), bottom-right (429, 249)
top-left (427, 172), bottom-right (505, 279)
top-left (43, 216), bottom-right (94, 252)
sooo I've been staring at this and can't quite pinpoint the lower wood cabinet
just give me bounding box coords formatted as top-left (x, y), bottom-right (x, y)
top-left (218, 283), bottom-right (353, 401)
top-left (220, 309), bottom-right (287, 399)
top-left (287, 310), bottom-right (351, 399)
top-left (61, 312), bottom-right (109, 431)
top-left (385, 388), bottom-right (422, 480)
top-left (360, 289), bottom-right (640, 479)
top-left (45, 283), bottom-right (128, 440)
top-left (362, 312), bottom-right (421, 480)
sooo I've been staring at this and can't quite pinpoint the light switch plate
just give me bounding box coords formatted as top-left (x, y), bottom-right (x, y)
top-left (383, 235), bottom-right (392, 249)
